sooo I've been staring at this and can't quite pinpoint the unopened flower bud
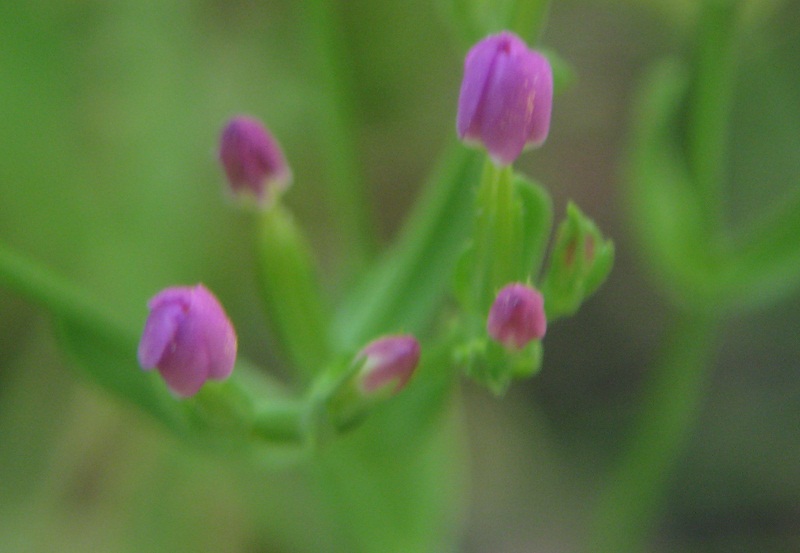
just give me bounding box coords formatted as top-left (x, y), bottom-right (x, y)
top-left (356, 334), bottom-right (420, 396)
top-left (457, 31), bottom-right (553, 166)
top-left (138, 284), bottom-right (237, 397)
top-left (540, 202), bottom-right (614, 320)
top-left (325, 334), bottom-right (421, 431)
top-left (487, 283), bottom-right (546, 350)
top-left (219, 115), bottom-right (291, 206)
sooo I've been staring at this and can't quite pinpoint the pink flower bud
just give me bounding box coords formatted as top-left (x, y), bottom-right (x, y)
top-left (219, 115), bottom-right (291, 206)
top-left (487, 283), bottom-right (546, 350)
top-left (356, 335), bottom-right (421, 396)
top-left (457, 31), bottom-right (553, 166)
top-left (138, 284), bottom-right (237, 397)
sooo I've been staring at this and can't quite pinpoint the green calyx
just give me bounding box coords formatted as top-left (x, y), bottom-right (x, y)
top-left (540, 202), bottom-right (614, 320)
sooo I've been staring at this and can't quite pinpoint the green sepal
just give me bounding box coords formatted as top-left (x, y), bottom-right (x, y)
top-left (452, 160), bottom-right (553, 393)
top-left (256, 202), bottom-right (331, 379)
top-left (540, 202), bottom-right (614, 320)
top-left (455, 324), bottom-right (543, 395)
top-left (461, 161), bottom-right (553, 316)
top-left (317, 355), bottom-right (371, 435)
top-left (453, 169), bottom-right (553, 310)
top-left (516, 173), bottom-right (554, 279)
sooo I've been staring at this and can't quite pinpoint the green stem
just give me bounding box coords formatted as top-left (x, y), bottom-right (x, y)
top-left (589, 312), bottom-right (720, 553)
top-left (473, 160), bottom-right (521, 312)
top-left (687, 0), bottom-right (741, 233)
top-left (0, 242), bottom-right (128, 334)
top-left (256, 204), bottom-right (331, 380)
top-left (303, 0), bottom-right (374, 274)
top-left (252, 400), bottom-right (308, 445)
top-left (332, 144), bottom-right (483, 350)
top-left (0, 243), bottom-right (189, 429)
top-left (0, 243), bottom-right (335, 457)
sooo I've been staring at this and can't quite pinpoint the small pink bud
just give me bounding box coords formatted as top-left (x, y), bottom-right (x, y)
top-left (457, 31), bottom-right (553, 166)
top-left (356, 335), bottom-right (421, 396)
top-left (219, 115), bottom-right (291, 206)
top-left (487, 283), bottom-right (546, 350)
top-left (138, 284), bottom-right (237, 397)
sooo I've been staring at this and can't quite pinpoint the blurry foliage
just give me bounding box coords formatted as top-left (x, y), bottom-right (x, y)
top-left (1, 0), bottom-right (799, 552)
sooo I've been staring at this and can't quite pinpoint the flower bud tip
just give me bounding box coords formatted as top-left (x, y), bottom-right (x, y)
top-left (219, 115), bottom-right (291, 206)
top-left (457, 31), bottom-right (553, 165)
top-left (357, 335), bottom-right (421, 396)
top-left (487, 283), bottom-right (546, 350)
top-left (138, 284), bottom-right (237, 397)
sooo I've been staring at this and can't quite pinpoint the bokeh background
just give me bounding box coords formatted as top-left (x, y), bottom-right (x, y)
top-left (1, 1), bottom-right (799, 551)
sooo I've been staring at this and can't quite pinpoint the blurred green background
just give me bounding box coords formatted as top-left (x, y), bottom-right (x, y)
top-left (1, 1), bottom-right (799, 551)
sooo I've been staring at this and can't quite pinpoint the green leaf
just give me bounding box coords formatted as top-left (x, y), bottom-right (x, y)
top-left (1, 239), bottom-right (313, 456)
top-left (332, 144), bottom-right (483, 350)
top-left (625, 60), bottom-right (722, 310)
top-left (56, 316), bottom-right (189, 433)
top-left (719, 188), bottom-right (800, 310)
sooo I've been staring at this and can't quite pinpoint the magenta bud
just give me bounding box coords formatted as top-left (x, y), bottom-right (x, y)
top-left (457, 31), bottom-right (553, 166)
top-left (487, 283), bottom-right (547, 350)
top-left (219, 115), bottom-right (291, 206)
top-left (356, 335), bottom-right (421, 396)
top-left (138, 284), bottom-right (237, 397)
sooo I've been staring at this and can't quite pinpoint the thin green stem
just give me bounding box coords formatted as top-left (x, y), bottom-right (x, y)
top-left (0, 242), bottom-right (128, 334)
top-left (473, 160), bottom-right (521, 312)
top-left (589, 312), bottom-right (720, 553)
top-left (303, 0), bottom-right (374, 275)
top-left (687, 0), bottom-right (741, 234)
top-left (252, 400), bottom-right (308, 445)
top-left (255, 204), bottom-right (331, 380)
top-left (332, 144), bottom-right (483, 350)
